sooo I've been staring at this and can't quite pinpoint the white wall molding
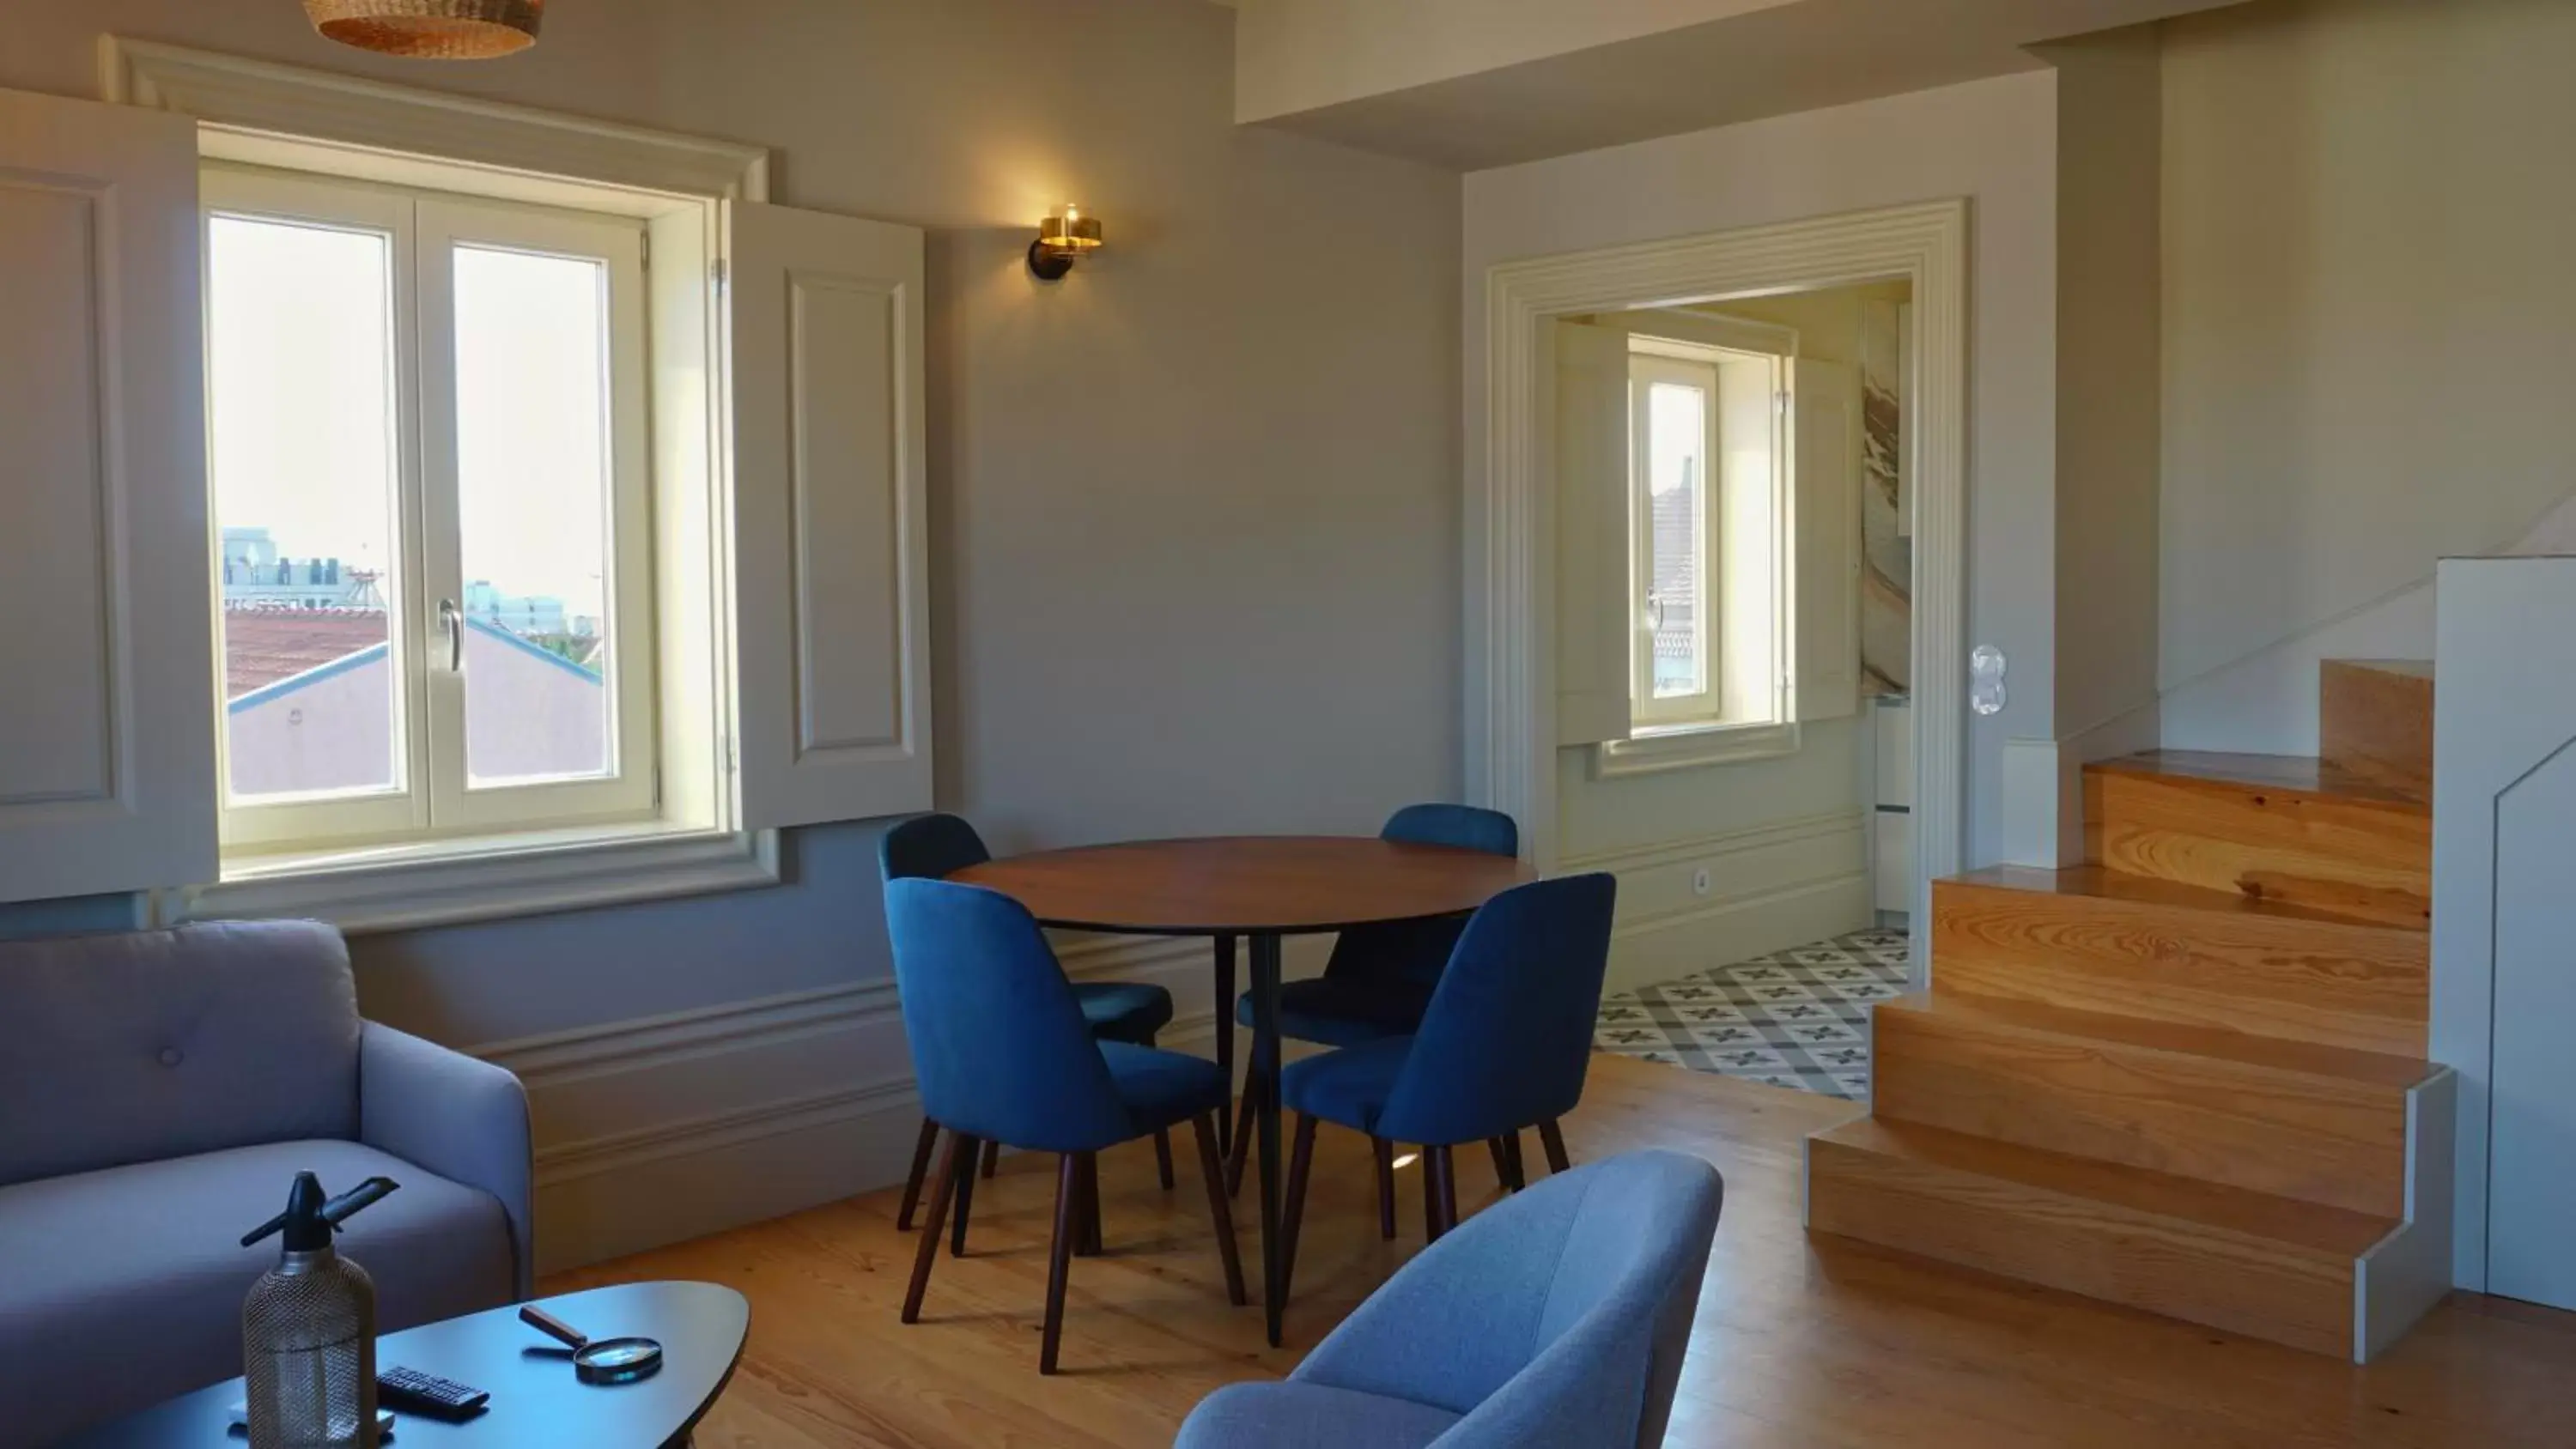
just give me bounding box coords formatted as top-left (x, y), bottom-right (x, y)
top-left (100, 37), bottom-right (770, 202)
top-left (1563, 809), bottom-right (1871, 995)
top-left (1471, 199), bottom-right (1969, 974)
top-left (160, 827), bottom-right (783, 937)
top-left (1558, 809), bottom-right (1861, 876)
top-left (477, 931), bottom-right (1230, 1271)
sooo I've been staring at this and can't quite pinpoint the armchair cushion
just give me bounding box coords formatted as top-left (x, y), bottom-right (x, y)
top-left (360, 1022), bottom-right (535, 1296)
top-left (0, 1138), bottom-right (513, 1446)
top-left (1175, 1382), bottom-right (1462, 1449)
top-left (0, 921), bottom-right (360, 1187)
top-left (1278, 1151), bottom-right (1723, 1449)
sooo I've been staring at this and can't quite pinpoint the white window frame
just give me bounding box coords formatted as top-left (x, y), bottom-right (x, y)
top-left (1627, 351), bottom-right (1724, 729)
top-left (111, 39), bottom-right (785, 931)
top-left (204, 166), bottom-right (660, 853)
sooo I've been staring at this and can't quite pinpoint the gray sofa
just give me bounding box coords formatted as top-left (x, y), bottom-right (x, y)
top-left (0, 920), bottom-right (532, 1444)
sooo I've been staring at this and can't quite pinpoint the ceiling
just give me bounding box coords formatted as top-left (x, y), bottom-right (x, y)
top-left (1230, 0), bottom-right (2249, 171)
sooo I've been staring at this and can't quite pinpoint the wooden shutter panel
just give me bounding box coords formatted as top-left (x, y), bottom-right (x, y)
top-left (1556, 320), bottom-right (1631, 747)
top-left (1794, 359), bottom-right (1862, 723)
top-left (727, 200), bottom-right (933, 828)
top-left (0, 88), bottom-right (215, 901)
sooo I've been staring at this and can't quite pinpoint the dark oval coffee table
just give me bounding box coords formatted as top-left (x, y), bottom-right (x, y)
top-left (60, 1281), bottom-right (746, 1449)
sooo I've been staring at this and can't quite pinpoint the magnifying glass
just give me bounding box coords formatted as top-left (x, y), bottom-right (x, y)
top-left (519, 1305), bottom-right (665, 1385)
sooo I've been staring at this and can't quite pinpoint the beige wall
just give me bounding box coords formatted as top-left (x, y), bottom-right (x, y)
top-left (2044, 25), bottom-right (2162, 749)
top-left (0, 0), bottom-right (1461, 1262)
top-left (2159, 0), bottom-right (2576, 748)
top-left (1467, 70), bottom-right (2061, 877)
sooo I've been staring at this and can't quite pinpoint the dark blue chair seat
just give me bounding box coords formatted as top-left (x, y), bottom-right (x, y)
top-left (1100, 1042), bottom-right (1230, 1131)
top-left (1080, 982), bottom-right (1176, 1044)
top-left (886, 876), bottom-right (1248, 1373)
top-left (1234, 978), bottom-right (1433, 1048)
top-left (882, 812), bottom-right (1181, 1240)
top-left (1279, 1036), bottom-right (1414, 1132)
top-left (1267, 873), bottom-right (1619, 1316)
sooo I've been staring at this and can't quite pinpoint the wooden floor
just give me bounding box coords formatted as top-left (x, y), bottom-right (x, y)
top-left (554, 1054), bottom-right (2576, 1447)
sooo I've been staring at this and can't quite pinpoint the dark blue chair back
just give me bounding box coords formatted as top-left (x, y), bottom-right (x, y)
top-left (1382, 803), bottom-right (1520, 858)
top-left (883, 877), bottom-right (1133, 1153)
top-left (1376, 873), bottom-right (1618, 1148)
top-left (880, 812), bottom-right (991, 881)
top-left (1326, 804), bottom-right (1522, 991)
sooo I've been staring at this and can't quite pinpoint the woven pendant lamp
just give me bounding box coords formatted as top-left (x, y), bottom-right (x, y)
top-left (302, 0), bottom-right (544, 59)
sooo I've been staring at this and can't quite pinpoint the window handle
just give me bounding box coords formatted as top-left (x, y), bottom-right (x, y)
top-left (1643, 590), bottom-right (1667, 634)
top-left (439, 597), bottom-right (465, 673)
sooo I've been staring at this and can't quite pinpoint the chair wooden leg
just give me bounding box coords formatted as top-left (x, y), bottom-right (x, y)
top-left (1371, 1136), bottom-right (1397, 1240)
top-left (1153, 1128), bottom-right (1176, 1191)
top-left (1420, 1143), bottom-right (1443, 1243)
top-left (903, 1132), bottom-right (970, 1323)
top-left (1501, 1130), bottom-right (1527, 1191)
top-left (895, 1117), bottom-right (939, 1232)
top-left (981, 1138), bottom-right (1000, 1180)
top-left (951, 1137), bottom-right (981, 1258)
top-left (1192, 1112), bottom-right (1248, 1306)
top-left (1078, 1152), bottom-right (1104, 1256)
top-left (1539, 1119), bottom-right (1572, 1174)
top-left (1279, 1113), bottom-right (1319, 1299)
top-left (1486, 1137), bottom-right (1512, 1190)
top-left (1041, 1151), bottom-right (1082, 1375)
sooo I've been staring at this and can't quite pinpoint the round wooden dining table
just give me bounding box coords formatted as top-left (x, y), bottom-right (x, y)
top-left (948, 834), bottom-right (1534, 1346)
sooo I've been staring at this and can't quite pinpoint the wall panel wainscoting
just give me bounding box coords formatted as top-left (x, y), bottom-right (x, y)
top-left (1562, 810), bottom-right (1871, 997)
top-left (480, 934), bottom-right (1225, 1272)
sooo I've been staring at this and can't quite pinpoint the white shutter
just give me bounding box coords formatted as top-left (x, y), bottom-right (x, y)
top-left (726, 200), bottom-right (932, 828)
top-left (1555, 320), bottom-right (1631, 747)
top-left (0, 89), bottom-right (215, 902)
top-left (1793, 360), bottom-right (1862, 723)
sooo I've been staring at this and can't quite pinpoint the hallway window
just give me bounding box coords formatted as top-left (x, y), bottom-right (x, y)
top-left (1628, 338), bottom-right (1786, 733)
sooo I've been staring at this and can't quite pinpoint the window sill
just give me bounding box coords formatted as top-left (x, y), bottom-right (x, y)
top-left (155, 822), bottom-right (781, 936)
top-left (1592, 720), bottom-right (1801, 779)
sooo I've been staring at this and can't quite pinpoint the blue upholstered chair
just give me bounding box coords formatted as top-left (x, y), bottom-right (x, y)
top-left (1175, 1150), bottom-right (1722, 1449)
top-left (881, 813), bottom-right (1178, 1248)
top-left (1276, 872), bottom-right (1617, 1298)
top-left (885, 877), bottom-right (1246, 1373)
top-left (1226, 804), bottom-right (1521, 1214)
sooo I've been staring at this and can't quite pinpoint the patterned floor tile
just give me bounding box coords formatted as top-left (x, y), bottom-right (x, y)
top-left (1591, 928), bottom-right (1912, 1100)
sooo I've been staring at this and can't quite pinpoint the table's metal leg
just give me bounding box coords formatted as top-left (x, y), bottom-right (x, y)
top-left (1252, 931), bottom-right (1285, 1347)
top-left (1213, 933), bottom-right (1237, 1158)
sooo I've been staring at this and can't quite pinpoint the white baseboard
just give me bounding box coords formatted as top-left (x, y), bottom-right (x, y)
top-left (473, 931), bottom-right (1244, 1275)
top-left (1565, 811), bottom-right (1873, 996)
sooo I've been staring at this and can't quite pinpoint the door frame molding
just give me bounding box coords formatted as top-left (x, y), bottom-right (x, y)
top-left (1468, 198), bottom-right (1967, 940)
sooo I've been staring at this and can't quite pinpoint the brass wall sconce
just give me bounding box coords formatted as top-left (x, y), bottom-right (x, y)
top-left (1028, 203), bottom-right (1103, 281)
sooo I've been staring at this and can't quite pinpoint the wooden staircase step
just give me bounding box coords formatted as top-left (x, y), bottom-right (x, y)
top-left (1807, 1116), bottom-right (2391, 1358)
top-left (1870, 993), bottom-right (2424, 1216)
top-left (2320, 659), bottom-right (2433, 803)
top-left (2084, 751), bottom-right (2431, 928)
top-left (1933, 866), bottom-right (2428, 1056)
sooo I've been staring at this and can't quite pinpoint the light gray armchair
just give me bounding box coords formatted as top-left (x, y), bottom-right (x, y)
top-left (0, 920), bottom-right (532, 1444)
top-left (1175, 1150), bottom-right (1723, 1449)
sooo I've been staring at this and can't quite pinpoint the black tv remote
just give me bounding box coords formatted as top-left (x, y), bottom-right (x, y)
top-left (378, 1365), bottom-right (489, 1419)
